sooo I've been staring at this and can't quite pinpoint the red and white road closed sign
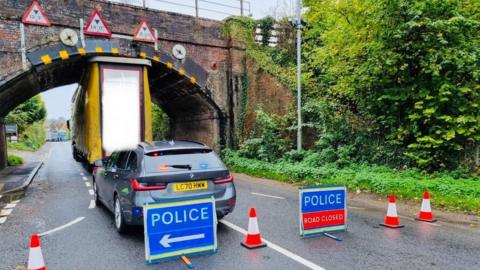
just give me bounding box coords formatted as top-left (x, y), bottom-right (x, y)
top-left (299, 185), bottom-right (347, 237)
top-left (84, 9), bottom-right (112, 37)
top-left (22, 0), bottom-right (51, 26)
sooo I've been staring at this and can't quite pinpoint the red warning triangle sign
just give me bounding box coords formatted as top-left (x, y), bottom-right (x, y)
top-left (133, 19), bottom-right (156, 43)
top-left (22, 0), bottom-right (51, 26)
top-left (84, 9), bottom-right (112, 37)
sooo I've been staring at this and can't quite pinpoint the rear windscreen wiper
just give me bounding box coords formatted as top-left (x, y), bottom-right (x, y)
top-left (168, 164), bottom-right (192, 170)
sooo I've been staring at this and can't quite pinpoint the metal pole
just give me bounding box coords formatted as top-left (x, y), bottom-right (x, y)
top-left (79, 18), bottom-right (86, 48)
top-left (195, 0), bottom-right (199, 17)
top-left (296, 0), bottom-right (302, 151)
top-left (0, 118), bottom-right (7, 170)
top-left (240, 0), bottom-right (244, 16)
top-left (154, 29), bottom-right (158, 51)
top-left (20, 23), bottom-right (27, 71)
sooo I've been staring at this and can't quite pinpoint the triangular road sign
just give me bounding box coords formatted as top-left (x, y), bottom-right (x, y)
top-left (84, 9), bottom-right (112, 37)
top-left (133, 19), bottom-right (156, 43)
top-left (22, 0), bottom-right (51, 26)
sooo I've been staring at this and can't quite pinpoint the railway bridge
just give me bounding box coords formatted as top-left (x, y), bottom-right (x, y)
top-left (0, 0), bottom-right (249, 169)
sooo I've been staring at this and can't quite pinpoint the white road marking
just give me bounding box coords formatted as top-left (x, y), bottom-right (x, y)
top-left (0, 209), bottom-right (13, 216)
top-left (88, 189), bottom-right (94, 196)
top-left (251, 192), bottom-right (285, 200)
top-left (82, 176), bottom-right (88, 181)
top-left (46, 149), bottom-right (52, 160)
top-left (220, 220), bottom-right (326, 270)
top-left (4, 203), bottom-right (17, 209)
top-left (85, 182), bottom-right (91, 187)
top-left (0, 217), bottom-right (6, 224)
top-left (38, 217), bottom-right (85, 237)
top-left (88, 200), bottom-right (96, 209)
top-left (11, 200), bottom-right (20, 204)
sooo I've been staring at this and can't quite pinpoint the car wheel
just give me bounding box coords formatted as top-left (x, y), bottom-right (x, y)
top-left (114, 195), bottom-right (128, 234)
top-left (93, 180), bottom-right (101, 206)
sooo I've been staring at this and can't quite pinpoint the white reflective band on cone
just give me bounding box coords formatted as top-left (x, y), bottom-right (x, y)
top-left (27, 247), bottom-right (45, 269)
top-left (386, 203), bottom-right (398, 217)
top-left (421, 199), bottom-right (432, 212)
top-left (248, 217), bottom-right (260, 234)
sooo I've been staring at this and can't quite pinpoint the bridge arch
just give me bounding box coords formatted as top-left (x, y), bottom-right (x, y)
top-left (0, 40), bottom-right (225, 148)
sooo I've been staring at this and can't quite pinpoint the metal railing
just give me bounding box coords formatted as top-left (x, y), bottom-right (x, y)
top-left (108, 0), bottom-right (252, 20)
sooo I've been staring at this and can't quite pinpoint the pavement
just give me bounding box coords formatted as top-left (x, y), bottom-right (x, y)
top-left (0, 144), bottom-right (50, 194)
top-left (0, 142), bottom-right (479, 270)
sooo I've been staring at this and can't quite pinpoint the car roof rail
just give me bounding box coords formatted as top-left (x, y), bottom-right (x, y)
top-left (138, 142), bottom-right (153, 149)
top-left (175, 140), bottom-right (207, 147)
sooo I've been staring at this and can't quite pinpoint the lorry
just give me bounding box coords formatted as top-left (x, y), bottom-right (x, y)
top-left (70, 56), bottom-right (153, 166)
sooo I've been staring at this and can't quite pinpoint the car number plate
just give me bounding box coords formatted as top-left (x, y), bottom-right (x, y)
top-left (173, 181), bottom-right (208, 192)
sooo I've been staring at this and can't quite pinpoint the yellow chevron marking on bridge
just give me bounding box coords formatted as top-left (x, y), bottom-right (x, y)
top-left (59, 50), bottom-right (69, 60)
top-left (41, 55), bottom-right (52, 65)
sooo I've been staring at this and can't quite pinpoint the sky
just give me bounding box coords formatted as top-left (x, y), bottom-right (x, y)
top-left (41, 0), bottom-right (295, 119)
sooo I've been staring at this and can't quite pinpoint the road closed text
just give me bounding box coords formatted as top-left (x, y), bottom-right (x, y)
top-left (302, 209), bottom-right (345, 229)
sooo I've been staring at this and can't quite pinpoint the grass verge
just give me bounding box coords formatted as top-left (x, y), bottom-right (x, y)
top-left (223, 150), bottom-right (480, 214)
top-left (7, 142), bottom-right (39, 152)
top-left (7, 154), bottom-right (24, 166)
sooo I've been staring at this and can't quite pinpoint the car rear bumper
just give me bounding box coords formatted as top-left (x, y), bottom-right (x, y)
top-left (123, 184), bottom-right (236, 226)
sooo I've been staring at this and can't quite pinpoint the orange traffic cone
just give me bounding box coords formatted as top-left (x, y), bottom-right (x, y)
top-left (380, 195), bottom-right (404, 228)
top-left (415, 191), bottom-right (437, 223)
top-left (27, 234), bottom-right (46, 270)
top-left (241, 208), bottom-right (267, 249)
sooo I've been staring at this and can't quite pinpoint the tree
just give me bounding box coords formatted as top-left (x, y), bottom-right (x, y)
top-left (303, 0), bottom-right (480, 170)
top-left (6, 95), bottom-right (47, 134)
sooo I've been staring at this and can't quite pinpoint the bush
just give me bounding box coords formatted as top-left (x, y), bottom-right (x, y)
top-left (7, 154), bottom-right (23, 166)
top-left (223, 150), bottom-right (480, 213)
top-left (238, 110), bottom-right (290, 162)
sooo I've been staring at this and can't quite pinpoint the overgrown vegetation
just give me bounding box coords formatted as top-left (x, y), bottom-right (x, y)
top-left (302, 0), bottom-right (480, 171)
top-left (226, 0), bottom-right (480, 173)
top-left (7, 154), bottom-right (23, 167)
top-left (223, 150), bottom-right (480, 213)
top-left (6, 95), bottom-right (46, 152)
top-left (8, 122), bottom-right (47, 151)
top-left (151, 103), bottom-right (170, 141)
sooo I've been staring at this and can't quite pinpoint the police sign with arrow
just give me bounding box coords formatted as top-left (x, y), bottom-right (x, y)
top-left (144, 196), bottom-right (217, 264)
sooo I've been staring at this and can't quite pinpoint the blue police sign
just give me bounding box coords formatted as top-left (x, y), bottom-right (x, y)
top-left (299, 184), bottom-right (347, 237)
top-left (143, 196), bottom-right (217, 264)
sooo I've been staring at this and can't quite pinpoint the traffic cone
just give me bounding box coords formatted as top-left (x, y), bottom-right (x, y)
top-left (415, 192), bottom-right (437, 223)
top-left (380, 195), bottom-right (404, 228)
top-left (241, 208), bottom-right (267, 249)
top-left (27, 234), bottom-right (46, 270)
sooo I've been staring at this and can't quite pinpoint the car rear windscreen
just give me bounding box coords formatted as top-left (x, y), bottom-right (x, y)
top-left (144, 149), bottom-right (225, 173)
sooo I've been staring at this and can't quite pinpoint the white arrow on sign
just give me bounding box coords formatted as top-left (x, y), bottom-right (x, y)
top-left (160, 233), bottom-right (205, 248)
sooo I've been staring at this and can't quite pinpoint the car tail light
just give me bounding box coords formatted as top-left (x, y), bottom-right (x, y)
top-left (227, 199), bottom-right (236, 206)
top-left (92, 166), bottom-right (99, 172)
top-left (213, 174), bottom-right (234, 185)
top-left (130, 179), bottom-right (166, 191)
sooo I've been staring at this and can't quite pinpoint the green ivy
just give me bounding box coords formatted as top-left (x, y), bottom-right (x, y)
top-left (257, 16), bottom-right (275, 47)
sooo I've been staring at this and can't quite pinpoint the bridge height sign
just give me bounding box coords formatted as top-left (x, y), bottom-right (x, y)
top-left (299, 184), bottom-right (347, 237)
top-left (143, 196), bottom-right (217, 264)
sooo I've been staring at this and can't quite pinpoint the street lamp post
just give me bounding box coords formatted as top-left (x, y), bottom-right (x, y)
top-left (295, 0), bottom-right (303, 151)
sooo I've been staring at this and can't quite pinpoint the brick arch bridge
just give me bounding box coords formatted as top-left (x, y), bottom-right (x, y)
top-left (0, 0), bottom-right (248, 169)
